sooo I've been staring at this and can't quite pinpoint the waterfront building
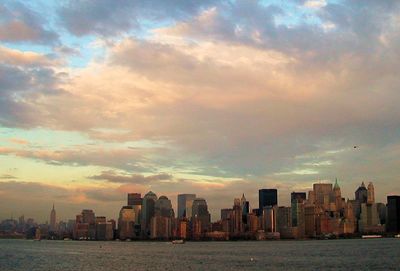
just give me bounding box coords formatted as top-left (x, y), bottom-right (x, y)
top-left (232, 198), bottom-right (244, 234)
top-left (192, 198), bottom-right (211, 233)
top-left (355, 182), bottom-right (368, 204)
top-left (50, 204), bottom-right (56, 231)
top-left (358, 183), bottom-right (383, 234)
top-left (177, 194), bottom-right (196, 219)
top-left (304, 204), bottom-right (316, 237)
top-left (312, 183), bottom-right (333, 209)
top-left (333, 179), bottom-right (342, 211)
top-left (221, 209), bottom-right (233, 220)
top-left (262, 206), bottom-right (277, 233)
top-left (367, 182), bottom-right (375, 205)
top-left (259, 189), bottom-right (278, 211)
top-left (141, 191), bottom-right (157, 236)
top-left (118, 206), bottom-right (135, 240)
top-left (376, 203), bottom-right (387, 225)
top-left (177, 218), bottom-right (189, 239)
top-left (247, 213), bottom-right (259, 233)
top-left (151, 196), bottom-right (174, 239)
top-left (150, 215), bottom-right (172, 239)
top-left (386, 195), bottom-right (400, 233)
top-left (277, 206), bottom-right (292, 238)
top-left (96, 221), bottom-right (114, 240)
top-left (127, 193), bottom-right (142, 234)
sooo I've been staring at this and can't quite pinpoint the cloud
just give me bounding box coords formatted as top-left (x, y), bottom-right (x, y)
top-left (88, 171), bottom-right (173, 184)
top-left (0, 174), bottom-right (17, 179)
top-left (0, 146), bottom-right (155, 172)
top-left (0, 46), bottom-right (58, 67)
top-left (58, 0), bottom-right (217, 37)
top-left (0, 1), bottom-right (58, 44)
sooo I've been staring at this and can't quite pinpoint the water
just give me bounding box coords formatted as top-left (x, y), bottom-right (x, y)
top-left (0, 239), bottom-right (399, 270)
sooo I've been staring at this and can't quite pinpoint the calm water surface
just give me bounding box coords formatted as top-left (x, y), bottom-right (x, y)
top-left (0, 238), bottom-right (399, 270)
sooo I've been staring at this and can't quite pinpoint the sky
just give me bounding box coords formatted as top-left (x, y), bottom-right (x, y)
top-left (1, 0), bottom-right (400, 223)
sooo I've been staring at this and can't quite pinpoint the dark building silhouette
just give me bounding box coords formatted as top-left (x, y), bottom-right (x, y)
top-left (387, 196), bottom-right (400, 233)
top-left (127, 193), bottom-right (142, 206)
top-left (291, 192), bottom-right (306, 203)
top-left (259, 189), bottom-right (278, 211)
top-left (355, 182), bottom-right (368, 203)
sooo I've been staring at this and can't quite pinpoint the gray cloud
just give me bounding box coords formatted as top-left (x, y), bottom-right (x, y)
top-left (0, 174), bottom-right (17, 179)
top-left (0, 1), bottom-right (58, 44)
top-left (88, 171), bottom-right (173, 184)
top-left (58, 0), bottom-right (218, 37)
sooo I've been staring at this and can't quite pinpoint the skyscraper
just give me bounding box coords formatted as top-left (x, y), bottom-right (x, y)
top-left (232, 198), bottom-right (243, 234)
top-left (192, 198), bottom-right (211, 233)
top-left (259, 189), bottom-right (278, 211)
top-left (118, 206), bottom-right (135, 240)
top-left (141, 191), bottom-right (158, 236)
top-left (151, 196), bottom-right (174, 239)
top-left (128, 193), bottom-right (142, 206)
top-left (177, 194), bottom-right (196, 218)
top-left (355, 182), bottom-right (368, 203)
top-left (386, 195), bottom-right (400, 233)
top-left (359, 182), bottom-right (382, 233)
top-left (50, 203), bottom-right (56, 231)
top-left (367, 182), bottom-right (375, 204)
top-left (291, 192), bottom-right (305, 228)
top-left (312, 183), bottom-right (332, 208)
top-left (127, 193), bottom-right (142, 224)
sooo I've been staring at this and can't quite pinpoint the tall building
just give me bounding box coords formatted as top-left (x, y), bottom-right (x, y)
top-left (155, 196), bottom-right (174, 218)
top-left (177, 194), bottom-right (196, 218)
top-left (127, 193), bottom-right (142, 225)
top-left (81, 209), bottom-right (95, 224)
top-left (367, 182), bottom-right (375, 205)
top-left (128, 193), bottom-right (142, 206)
top-left (387, 196), bottom-right (400, 233)
top-left (276, 206), bottom-right (291, 236)
top-left (81, 209), bottom-right (96, 239)
top-left (358, 182), bottom-right (382, 234)
top-left (50, 204), bottom-right (56, 231)
top-left (291, 192), bottom-right (306, 227)
top-left (355, 182), bottom-right (368, 204)
top-left (313, 183), bottom-right (333, 208)
top-left (291, 192), bottom-right (306, 203)
top-left (141, 191), bottom-right (157, 236)
top-left (333, 179), bottom-right (342, 211)
top-left (291, 192), bottom-right (305, 238)
top-left (232, 198), bottom-right (244, 234)
top-left (118, 206), bottom-right (135, 240)
top-left (262, 206), bottom-right (277, 233)
top-left (151, 196), bottom-right (174, 239)
top-left (259, 189), bottom-right (278, 211)
top-left (241, 194), bottom-right (249, 215)
top-left (192, 198), bottom-right (211, 233)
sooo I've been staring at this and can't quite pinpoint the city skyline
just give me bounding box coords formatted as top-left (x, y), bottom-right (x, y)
top-left (0, 179), bottom-right (393, 224)
top-left (2, 179), bottom-right (399, 242)
top-left (1, 0), bottom-right (400, 223)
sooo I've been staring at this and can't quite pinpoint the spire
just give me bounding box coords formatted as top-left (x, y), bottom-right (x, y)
top-left (361, 181), bottom-right (365, 188)
top-left (52, 203), bottom-right (55, 210)
top-left (334, 178), bottom-right (340, 189)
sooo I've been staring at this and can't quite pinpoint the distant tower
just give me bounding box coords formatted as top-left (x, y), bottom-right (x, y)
top-left (355, 182), bottom-right (368, 203)
top-left (333, 178), bottom-right (342, 210)
top-left (367, 182), bottom-right (375, 204)
top-left (50, 203), bottom-right (56, 231)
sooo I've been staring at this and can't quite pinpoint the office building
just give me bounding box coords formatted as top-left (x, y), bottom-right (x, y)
top-left (387, 195), bottom-right (400, 233)
top-left (259, 189), bottom-right (278, 211)
top-left (177, 194), bottom-right (196, 218)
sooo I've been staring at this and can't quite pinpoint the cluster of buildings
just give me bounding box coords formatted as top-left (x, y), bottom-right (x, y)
top-left (2, 180), bottom-right (400, 241)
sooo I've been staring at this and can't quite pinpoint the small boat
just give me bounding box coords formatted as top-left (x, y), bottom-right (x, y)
top-left (395, 234), bottom-right (400, 238)
top-left (362, 235), bottom-right (382, 239)
top-left (172, 239), bottom-right (185, 244)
